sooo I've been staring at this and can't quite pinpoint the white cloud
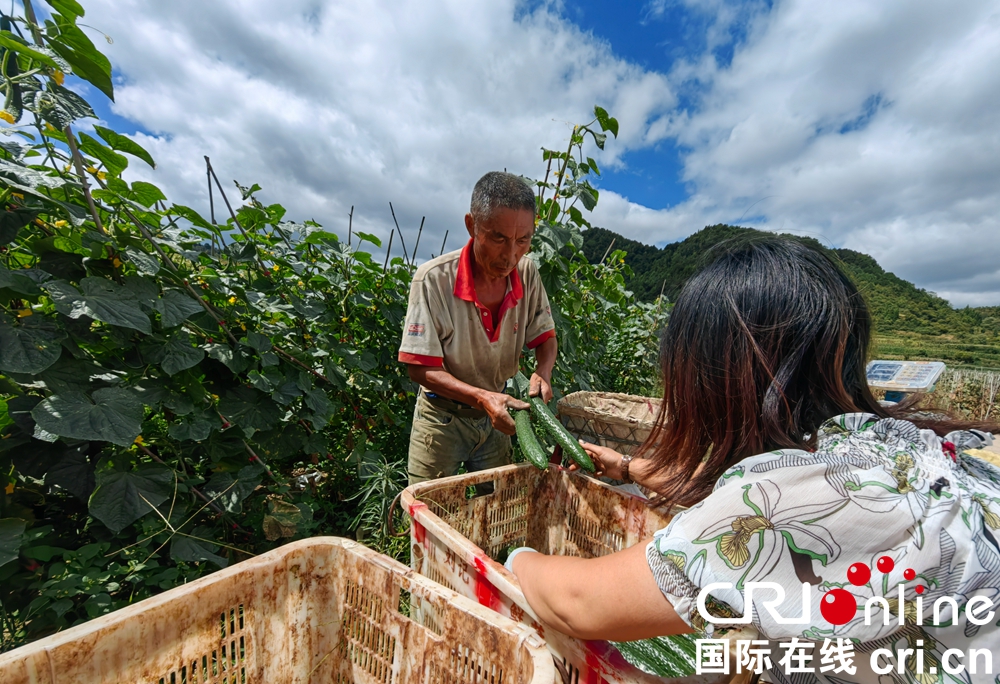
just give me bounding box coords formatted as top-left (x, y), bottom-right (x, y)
top-left (81, 0), bottom-right (674, 262)
top-left (599, 0), bottom-right (1000, 306)
top-left (75, 0), bottom-right (1000, 306)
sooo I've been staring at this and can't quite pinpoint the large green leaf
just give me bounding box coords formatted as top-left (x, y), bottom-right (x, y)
top-left (122, 276), bottom-right (159, 309)
top-left (129, 181), bottom-right (166, 207)
top-left (0, 158), bottom-right (69, 191)
top-left (170, 204), bottom-right (213, 230)
top-left (46, 449), bottom-right (95, 500)
top-left (46, 277), bottom-right (152, 333)
top-left (154, 290), bottom-right (203, 328)
top-left (224, 241), bottom-right (256, 263)
top-left (170, 532), bottom-right (227, 568)
top-left (576, 185), bottom-right (598, 211)
top-left (203, 464), bottom-right (264, 514)
top-left (592, 106), bottom-right (619, 138)
top-left (45, 0), bottom-right (86, 20)
top-left (148, 331), bottom-right (205, 376)
top-left (0, 399), bottom-right (11, 433)
top-left (0, 264), bottom-right (42, 295)
top-left (78, 132), bottom-right (128, 176)
top-left (11, 439), bottom-right (79, 479)
top-left (27, 83), bottom-right (96, 128)
top-left (31, 387), bottom-right (143, 446)
top-left (0, 518), bottom-right (26, 567)
top-left (304, 388), bottom-right (335, 428)
top-left (218, 386), bottom-right (280, 433)
top-left (93, 126), bottom-right (154, 168)
top-left (47, 14), bottom-right (115, 102)
top-left (36, 355), bottom-right (121, 393)
top-left (243, 332), bottom-right (271, 352)
top-left (205, 343), bottom-right (252, 374)
top-left (123, 248), bottom-right (160, 276)
top-left (0, 313), bottom-right (66, 374)
top-left (168, 412), bottom-right (216, 442)
top-left (0, 31), bottom-right (60, 68)
top-left (54, 46), bottom-right (113, 101)
top-left (88, 462), bottom-right (173, 533)
top-left (0, 208), bottom-right (37, 245)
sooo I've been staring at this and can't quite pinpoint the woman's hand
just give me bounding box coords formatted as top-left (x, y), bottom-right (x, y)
top-left (568, 441), bottom-right (625, 479)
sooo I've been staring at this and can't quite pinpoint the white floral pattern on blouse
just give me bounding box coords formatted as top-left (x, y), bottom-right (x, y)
top-left (647, 413), bottom-right (1000, 684)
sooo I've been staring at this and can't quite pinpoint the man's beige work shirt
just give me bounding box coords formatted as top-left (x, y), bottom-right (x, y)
top-left (398, 240), bottom-right (556, 393)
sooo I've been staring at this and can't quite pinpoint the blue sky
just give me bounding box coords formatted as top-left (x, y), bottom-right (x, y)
top-left (561, 0), bottom-right (694, 210)
top-left (67, 0), bottom-right (1000, 305)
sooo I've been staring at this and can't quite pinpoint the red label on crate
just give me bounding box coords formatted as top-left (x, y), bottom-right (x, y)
top-left (473, 557), bottom-right (503, 611)
top-left (408, 502), bottom-right (428, 544)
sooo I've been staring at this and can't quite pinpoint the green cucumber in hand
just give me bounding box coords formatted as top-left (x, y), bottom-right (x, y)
top-left (530, 396), bottom-right (594, 472)
top-left (514, 409), bottom-right (549, 470)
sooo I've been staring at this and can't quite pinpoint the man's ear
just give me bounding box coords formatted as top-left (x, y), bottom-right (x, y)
top-left (464, 213), bottom-right (475, 239)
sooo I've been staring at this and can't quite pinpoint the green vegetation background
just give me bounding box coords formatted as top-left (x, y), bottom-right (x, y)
top-left (581, 224), bottom-right (1000, 369)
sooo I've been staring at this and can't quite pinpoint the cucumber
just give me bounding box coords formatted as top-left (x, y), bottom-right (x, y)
top-left (611, 634), bottom-right (699, 677)
top-left (530, 396), bottom-right (594, 472)
top-left (514, 409), bottom-right (549, 470)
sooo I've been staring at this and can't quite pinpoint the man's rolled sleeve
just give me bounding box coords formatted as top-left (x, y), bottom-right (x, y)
top-left (526, 328), bottom-right (555, 350)
top-left (399, 278), bottom-right (445, 366)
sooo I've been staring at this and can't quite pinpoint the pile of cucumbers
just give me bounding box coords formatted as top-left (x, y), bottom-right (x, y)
top-left (611, 633), bottom-right (699, 678)
top-left (510, 373), bottom-right (594, 472)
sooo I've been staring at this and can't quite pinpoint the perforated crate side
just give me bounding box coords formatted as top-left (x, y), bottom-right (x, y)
top-left (0, 537), bottom-right (554, 684)
top-left (404, 465), bottom-right (727, 684)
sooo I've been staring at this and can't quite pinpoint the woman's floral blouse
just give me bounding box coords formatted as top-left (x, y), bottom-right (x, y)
top-left (647, 413), bottom-right (1000, 684)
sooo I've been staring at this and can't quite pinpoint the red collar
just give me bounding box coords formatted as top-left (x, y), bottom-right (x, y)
top-left (454, 239), bottom-right (524, 343)
top-left (454, 239), bottom-right (523, 303)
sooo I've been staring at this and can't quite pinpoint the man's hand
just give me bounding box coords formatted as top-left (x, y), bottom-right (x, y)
top-left (529, 372), bottom-right (553, 403)
top-left (478, 391), bottom-right (530, 435)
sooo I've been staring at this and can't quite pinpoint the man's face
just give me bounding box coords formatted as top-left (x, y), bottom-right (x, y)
top-left (466, 208), bottom-right (535, 280)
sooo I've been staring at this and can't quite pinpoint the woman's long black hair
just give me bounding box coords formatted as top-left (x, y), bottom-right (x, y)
top-left (641, 236), bottom-right (998, 508)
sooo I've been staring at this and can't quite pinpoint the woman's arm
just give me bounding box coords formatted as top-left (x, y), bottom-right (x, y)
top-left (511, 541), bottom-right (693, 641)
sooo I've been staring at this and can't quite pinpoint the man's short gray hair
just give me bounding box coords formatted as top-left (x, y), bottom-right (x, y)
top-left (469, 171), bottom-right (536, 224)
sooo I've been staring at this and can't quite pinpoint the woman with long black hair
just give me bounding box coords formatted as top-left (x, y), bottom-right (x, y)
top-left (511, 237), bottom-right (1000, 683)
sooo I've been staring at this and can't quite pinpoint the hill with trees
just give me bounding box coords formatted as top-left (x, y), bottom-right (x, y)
top-left (581, 224), bottom-right (1000, 367)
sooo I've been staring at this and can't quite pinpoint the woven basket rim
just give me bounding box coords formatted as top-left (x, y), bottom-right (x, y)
top-left (557, 390), bottom-right (661, 428)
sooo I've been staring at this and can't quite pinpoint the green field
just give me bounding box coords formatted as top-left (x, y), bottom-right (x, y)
top-left (873, 333), bottom-right (1000, 370)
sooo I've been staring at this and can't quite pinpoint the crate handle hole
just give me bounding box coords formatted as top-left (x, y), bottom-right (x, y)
top-left (398, 586), bottom-right (411, 617)
top-left (466, 481), bottom-right (497, 499)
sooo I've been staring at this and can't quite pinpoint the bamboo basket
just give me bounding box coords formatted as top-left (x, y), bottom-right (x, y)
top-left (557, 391), bottom-right (661, 456)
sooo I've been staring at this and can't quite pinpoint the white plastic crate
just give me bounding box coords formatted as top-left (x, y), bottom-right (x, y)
top-left (0, 536), bottom-right (554, 684)
top-left (403, 464), bottom-right (739, 684)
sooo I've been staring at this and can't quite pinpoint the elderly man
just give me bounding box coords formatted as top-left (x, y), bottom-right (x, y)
top-left (398, 171), bottom-right (558, 484)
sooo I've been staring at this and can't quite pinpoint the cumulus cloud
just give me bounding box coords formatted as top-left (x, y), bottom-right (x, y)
top-left (80, 0), bottom-right (673, 262)
top-left (72, 0), bottom-right (1000, 305)
top-left (600, 0), bottom-right (1000, 305)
